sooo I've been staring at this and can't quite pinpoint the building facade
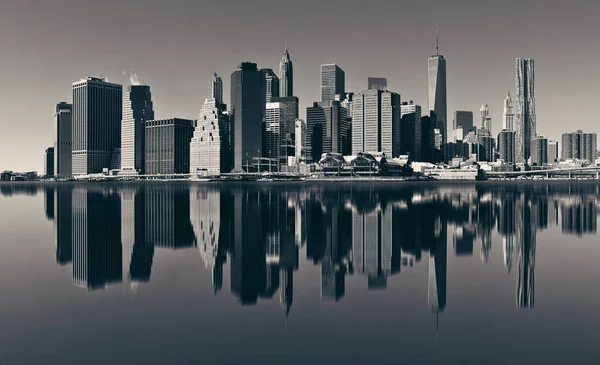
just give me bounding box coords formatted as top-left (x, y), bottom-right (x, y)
top-left (428, 33), bottom-right (447, 144)
top-left (212, 73), bottom-right (223, 105)
top-left (503, 92), bottom-right (514, 131)
top-left (190, 99), bottom-right (231, 175)
top-left (480, 104), bottom-right (492, 133)
top-left (498, 129), bottom-right (516, 163)
top-left (279, 48), bottom-right (293, 97)
top-left (400, 101), bottom-right (422, 161)
top-left (321, 64), bottom-right (345, 102)
top-left (262, 68), bottom-right (280, 102)
top-left (306, 101), bottom-right (349, 162)
top-left (421, 112), bottom-right (437, 163)
top-left (54, 102), bottom-right (72, 177)
top-left (45, 147), bottom-right (55, 176)
top-left (352, 89), bottom-right (401, 157)
top-left (547, 140), bottom-right (558, 163)
top-left (530, 136), bottom-right (548, 166)
top-left (265, 97), bottom-right (299, 168)
top-left (515, 58), bottom-right (536, 164)
top-left (295, 119), bottom-right (306, 160)
top-left (561, 130), bottom-right (598, 162)
top-left (72, 77), bottom-right (123, 174)
top-left (231, 62), bottom-right (265, 171)
top-left (453, 111), bottom-right (474, 141)
top-left (145, 118), bottom-right (195, 174)
top-left (121, 85), bottom-right (154, 174)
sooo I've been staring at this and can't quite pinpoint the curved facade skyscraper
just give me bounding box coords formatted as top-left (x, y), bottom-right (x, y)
top-left (279, 48), bottom-right (293, 97)
top-left (515, 58), bottom-right (536, 164)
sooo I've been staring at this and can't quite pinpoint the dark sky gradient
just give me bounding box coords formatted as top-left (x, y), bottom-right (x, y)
top-left (1, 0), bottom-right (599, 171)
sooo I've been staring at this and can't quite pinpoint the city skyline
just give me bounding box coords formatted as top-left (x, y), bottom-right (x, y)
top-left (1, 0), bottom-right (598, 171)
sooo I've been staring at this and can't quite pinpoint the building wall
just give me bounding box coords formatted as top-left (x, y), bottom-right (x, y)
top-left (121, 85), bottom-right (154, 173)
top-left (45, 148), bottom-right (55, 176)
top-left (321, 64), bottom-right (345, 102)
top-left (400, 103), bottom-right (422, 161)
top-left (428, 55), bottom-right (447, 143)
top-left (54, 102), bottom-right (72, 177)
top-left (145, 118), bottom-right (194, 174)
top-left (498, 130), bottom-right (516, 163)
top-left (515, 58), bottom-right (536, 164)
top-left (72, 78), bottom-right (123, 174)
top-left (352, 90), bottom-right (400, 156)
top-left (190, 99), bottom-right (230, 175)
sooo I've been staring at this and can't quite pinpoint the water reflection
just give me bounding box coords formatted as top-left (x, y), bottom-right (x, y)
top-left (39, 182), bottom-right (600, 315)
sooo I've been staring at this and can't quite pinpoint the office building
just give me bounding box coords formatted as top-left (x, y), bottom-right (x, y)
top-left (478, 135), bottom-right (494, 162)
top-left (480, 104), bottom-right (492, 133)
top-left (45, 147), bottom-right (54, 176)
top-left (190, 98), bottom-right (231, 175)
top-left (548, 140), bottom-right (558, 163)
top-left (279, 48), bottom-right (293, 97)
top-left (212, 72), bottom-right (223, 106)
top-left (454, 111), bottom-right (474, 140)
top-left (121, 85), bottom-right (154, 174)
top-left (231, 62), bottom-right (265, 171)
top-left (368, 77), bottom-right (387, 90)
top-left (428, 29), bottom-right (447, 143)
top-left (54, 102), bottom-right (72, 177)
top-left (515, 58), bottom-right (536, 164)
top-left (72, 77), bottom-right (123, 174)
top-left (262, 68), bottom-right (280, 102)
top-left (530, 136), bottom-right (548, 166)
top-left (306, 101), bottom-right (350, 162)
top-left (561, 130), bottom-right (598, 161)
top-left (498, 129), bottom-right (516, 163)
top-left (271, 96), bottom-right (299, 165)
top-left (503, 92), bottom-right (514, 131)
top-left (421, 111), bottom-right (436, 163)
top-left (352, 89), bottom-right (401, 157)
top-left (400, 101), bottom-right (422, 161)
top-left (145, 118), bottom-right (195, 174)
top-left (321, 64), bottom-right (345, 102)
top-left (295, 119), bottom-right (306, 160)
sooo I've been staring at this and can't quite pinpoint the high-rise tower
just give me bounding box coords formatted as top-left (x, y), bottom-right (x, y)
top-left (72, 77), bottom-right (123, 174)
top-left (321, 64), bottom-right (345, 102)
top-left (428, 27), bottom-right (447, 144)
top-left (503, 92), bottom-right (514, 131)
top-left (212, 73), bottom-right (223, 106)
top-left (480, 104), bottom-right (492, 133)
top-left (121, 85), bottom-right (154, 174)
top-left (54, 102), bottom-right (72, 177)
top-left (515, 58), bottom-right (536, 164)
top-left (279, 48), bottom-right (293, 97)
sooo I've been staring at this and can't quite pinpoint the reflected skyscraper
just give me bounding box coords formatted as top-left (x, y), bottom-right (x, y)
top-left (516, 195), bottom-right (536, 310)
top-left (428, 217), bottom-right (447, 329)
top-left (145, 187), bottom-right (195, 250)
top-left (72, 188), bottom-right (122, 290)
top-left (54, 187), bottom-right (72, 265)
top-left (121, 187), bottom-right (152, 282)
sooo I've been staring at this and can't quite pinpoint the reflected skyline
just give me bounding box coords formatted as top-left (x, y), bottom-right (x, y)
top-left (36, 182), bottom-right (600, 319)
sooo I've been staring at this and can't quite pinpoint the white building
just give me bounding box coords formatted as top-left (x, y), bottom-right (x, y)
top-left (190, 98), bottom-right (229, 176)
top-left (295, 119), bottom-right (306, 160)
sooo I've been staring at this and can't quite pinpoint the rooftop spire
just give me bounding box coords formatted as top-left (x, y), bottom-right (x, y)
top-left (436, 24), bottom-right (439, 56)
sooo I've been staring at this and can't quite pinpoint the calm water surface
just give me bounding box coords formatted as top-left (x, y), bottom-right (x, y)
top-left (1, 181), bottom-right (600, 365)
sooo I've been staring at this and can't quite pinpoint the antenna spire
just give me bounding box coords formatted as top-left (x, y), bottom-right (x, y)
top-left (436, 24), bottom-right (439, 56)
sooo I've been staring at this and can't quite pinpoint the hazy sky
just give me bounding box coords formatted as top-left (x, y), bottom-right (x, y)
top-left (1, 0), bottom-right (599, 171)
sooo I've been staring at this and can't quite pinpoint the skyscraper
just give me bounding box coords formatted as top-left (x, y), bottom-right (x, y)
top-left (189, 98), bottom-right (231, 175)
top-left (121, 85), bottom-right (154, 174)
top-left (530, 136), bottom-right (548, 166)
top-left (428, 28), bottom-right (447, 144)
top-left (321, 64), bottom-right (345, 102)
top-left (44, 147), bottom-right (54, 176)
top-left (515, 58), bottom-right (536, 164)
top-left (503, 92), bottom-right (514, 131)
top-left (279, 48), bottom-right (293, 97)
top-left (212, 73), bottom-right (223, 106)
top-left (145, 118), bottom-right (195, 174)
top-left (453, 111), bottom-right (474, 140)
top-left (265, 97), bottom-right (299, 168)
top-left (547, 140), bottom-right (558, 163)
top-left (480, 104), bottom-right (492, 133)
top-left (498, 129), bottom-right (516, 163)
top-left (295, 119), bottom-right (306, 160)
top-left (400, 101), bottom-right (422, 161)
top-left (231, 62), bottom-right (265, 171)
top-left (306, 101), bottom-right (349, 162)
top-left (54, 102), bottom-right (72, 177)
top-left (421, 111), bottom-right (436, 163)
top-left (261, 68), bottom-right (280, 103)
top-left (352, 89), bottom-right (401, 157)
top-left (72, 77), bottom-right (123, 174)
top-left (561, 130), bottom-right (598, 162)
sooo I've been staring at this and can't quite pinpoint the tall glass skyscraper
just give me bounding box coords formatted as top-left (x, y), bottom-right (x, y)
top-left (279, 48), bottom-right (293, 97)
top-left (121, 85), bottom-right (154, 174)
top-left (320, 64), bottom-right (345, 102)
top-left (212, 73), bottom-right (223, 106)
top-left (428, 30), bottom-right (447, 144)
top-left (72, 77), bottom-right (123, 174)
top-left (54, 102), bottom-right (72, 177)
top-left (515, 58), bottom-right (536, 164)
top-left (231, 62), bottom-right (265, 171)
